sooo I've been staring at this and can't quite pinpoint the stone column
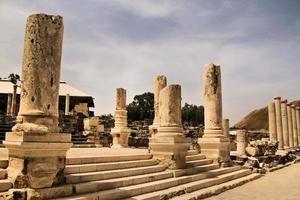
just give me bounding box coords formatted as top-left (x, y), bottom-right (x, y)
top-left (274, 96), bottom-right (284, 149)
top-left (296, 107), bottom-right (300, 145)
top-left (4, 14), bottom-right (71, 192)
top-left (222, 119), bottom-right (230, 138)
top-left (6, 93), bottom-right (12, 115)
top-left (149, 75), bottom-right (167, 136)
top-left (291, 105), bottom-right (298, 146)
top-left (149, 85), bottom-right (190, 169)
top-left (11, 85), bottom-right (18, 116)
top-left (198, 63), bottom-right (230, 165)
top-left (111, 88), bottom-right (131, 147)
top-left (281, 100), bottom-right (289, 148)
top-left (65, 93), bottom-right (70, 115)
top-left (287, 103), bottom-right (294, 147)
top-left (268, 102), bottom-right (277, 142)
top-left (236, 130), bottom-right (247, 157)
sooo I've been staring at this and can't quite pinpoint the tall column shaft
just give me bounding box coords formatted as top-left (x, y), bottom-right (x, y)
top-left (236, 130), bottom-right (247, 157)
top-left (296, 107), bottom-right (300, 145)
top-left (274, 97), bottom-right (284, 149)
top-left (6, 93), bottom-right (12, 115)
top-left (287, 103), bottom-right (294, 147)
top-left (222, 119), bottom-right (229, 138)
top-left (291, 105), bottom-right (298, 146)
top-left (65, 93), bottom-right (70, 115)
top-left (152, 75), bottom-right (167, 127)
top-left (281, 100), bottom-right (289, 148)
top-left (268, 102), bottom-right (277, 142)
top-left (11, 85), bottom-right (17, 116)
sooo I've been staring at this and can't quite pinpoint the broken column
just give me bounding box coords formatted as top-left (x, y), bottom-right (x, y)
top-left (274, 96), bottom-right (284, 149)
top-left (296, 107), bottom-right (300, 146)
top-left (222, 119), bottom-right (230, 138)
top-left (11, 85), bottom-right (18, 116)
top-left (149, 85), bottom-right (190, 169)
top-left (287, 103), bottom-right (294, 147)
top-left (236, 130), bottom-right (247, 157)
top-left (281, 100), bottom-right (289, 148)
top-left (149, 75), bottom-right (167, 136)
top-left (111, 88), bottom-right (131, 147)
top-left (291, 105), bottom-right (298, 146)
top-left (198, 63), bottom-right (230, 165)
top-left (4, 14), bottom-right (71, 190)
top-left (268, 102), bottom-right (277, 142)
top-left (6, 93), bottom-right (12, 115)
top-left (65, 93), bottom-right (70, 115)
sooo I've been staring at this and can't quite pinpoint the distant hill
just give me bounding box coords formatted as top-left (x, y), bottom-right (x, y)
top-left (232, 100), bottom-right (300, 131)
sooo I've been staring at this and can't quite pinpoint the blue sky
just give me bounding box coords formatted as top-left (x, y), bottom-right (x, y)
top-left (0, 0), bottom-right (299, 123)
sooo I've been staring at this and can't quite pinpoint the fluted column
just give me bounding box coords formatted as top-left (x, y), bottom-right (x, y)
top-left (274, 97), bottom-right (284, 149)
top-left (287, 103), bottom-right (294, 147)
top-left (281, 100), bottom-right (289, 148)
top-left (268, 102), bottom-right (277, 142)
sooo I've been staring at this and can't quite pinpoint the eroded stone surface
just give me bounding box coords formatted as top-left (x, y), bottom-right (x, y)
top-left (237, 130), bottom-right (247, 157)
top-left (287, 103), bottom-right (294, 147)
top-left (274, 96), bottom-right (283, 149)
top-left (291, 105), bottom-right (298, 146)
top-left (268, 102), bottom-right (277, 142)
top-left (280, 100), bottom-right (289, 148)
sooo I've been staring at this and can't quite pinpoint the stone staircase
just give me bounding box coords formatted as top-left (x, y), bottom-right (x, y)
top-left (0, 159), bottom-right (12, 193)
top-left (34, 150), bottom-right (258, 200)
top-left (72, 134), bottom-right (96, 148)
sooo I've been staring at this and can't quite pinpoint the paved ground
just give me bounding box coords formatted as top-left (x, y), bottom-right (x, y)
top-left (206, 162), bottom-right (300, 200)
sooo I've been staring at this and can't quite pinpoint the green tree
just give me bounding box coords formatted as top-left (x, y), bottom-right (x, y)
top-left (127, 92), bottom-right (154, 122)
top-left (182, 103), bottom-right (204, 126)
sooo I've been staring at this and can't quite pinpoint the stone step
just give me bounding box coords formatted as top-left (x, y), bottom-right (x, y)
top-left (56, 167), bottom-right (243, 200)
top-left (65, 165), bottom-right (167, 184)
top-left (186, 150), bottom-right (198, 156)
top-left (65, 159), bottom-right (159, 174)
top-left (72, 141), bottom-right (94, 144)
top-left (0, 179), bottom-right (12, 192)
top-left (186, 154), bottom-right (206, 161)
top-left (66, 154), bottom-right (152, 165)
top-left (72, 144), bottom-right (96, 148)
top-left (186, 159), bottom-right (213, 168)
top-left (173, 163), bottom-right (219, 177)
top-left (72, 170), bottom-right (174, 195)
top-left (0, 160), bottom-right (8, 169)
top-left (171, 173), bottom-right (263, 200)
top-left (125, 167), bottom-right (251, 200)
top-left (0, 169), bottom-right (7, 180)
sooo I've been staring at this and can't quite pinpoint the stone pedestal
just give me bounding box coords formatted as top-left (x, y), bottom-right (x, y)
top-left (287, 103), bottom-right (294, 147)
top-left (268, 102), bottom-right (277, 142)
top-left (4, 132), bottom-right (71, 188)
top-left (150, 85), bottom-right (190, 169)
top-left (222, 119), bottom-right (230, 138)
top-left (281, 100), bottom-right (289, 148)
top-left (4, 14), bottom-right (71, 191)
top-left (111, 88), bottom-right (131, 147)
top-left (291, 105), bottom-right (298, 146)
top-left (236, 130), bottom-right (247, 157)
top-left (198, 63), bottom-right (230, 164)
top-left (274, 97), bottom-right (284, 149)
top-left (149, 75), bottom-right (167, 137)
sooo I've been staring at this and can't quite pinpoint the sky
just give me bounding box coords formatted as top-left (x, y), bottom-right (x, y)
top-left (0, 0), bottom-right (299, 124)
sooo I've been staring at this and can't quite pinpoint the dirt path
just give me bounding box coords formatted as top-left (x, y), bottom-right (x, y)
top-left (206, 162), bottom-right (300, 200)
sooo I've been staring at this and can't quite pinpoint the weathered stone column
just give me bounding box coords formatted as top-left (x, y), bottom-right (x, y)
top-left (222, 119), bottom-right (229, 138)
top-left (291, 105), bottom-right (298, 146)
top-left (149, 85), bottom-right (190, 169)
top-left (296, 107), bottom-right (300, 146)
top-left (281, 100), bottom-right (289, 148)
top-left (11, 85), bottom-right (18, 116)
top-left (236, 130), bottom-right (247, 157)
top-left (6, 93), bottom-right (12, 115)
top-left (4, 14), bottom-right (71, 192)
top-left (111, 88), bottom-right (131, 147)
top-left (149, 75), bottom-right (167, 136)
top-left (274, 97), bottom-right (284, 149)
top-left (287, 103), bottom-right (294, 147)
top-left (268, 102), bottom-right (277, 142)
top-left (198, 63), bottom-right (230, 165)
top-left (65, 93), bottom-right (70, 115)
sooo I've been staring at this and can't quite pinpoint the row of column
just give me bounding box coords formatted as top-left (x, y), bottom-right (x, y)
top-left (268, 96), bottom-right (300, 149)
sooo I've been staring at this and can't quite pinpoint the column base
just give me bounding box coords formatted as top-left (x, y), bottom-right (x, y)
top-left (149, 126), bottom-right (191, 169)
top-left (4, 132), bottom-right (72, 189)
top-left (198, 137), bottom-right (230, 164)
top-left (111, 127), bottom-right (131, 148)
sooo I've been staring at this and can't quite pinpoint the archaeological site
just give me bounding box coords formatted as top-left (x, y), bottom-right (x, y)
top-left (0, 3), bottom-right (299, 200)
